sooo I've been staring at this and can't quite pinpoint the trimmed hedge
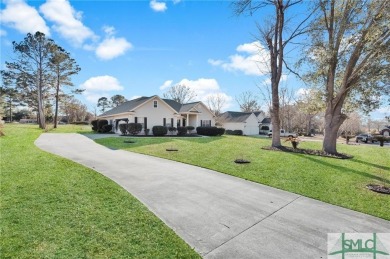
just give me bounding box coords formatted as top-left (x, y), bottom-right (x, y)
top-left (186, 126), bottom-right (195, 133)
top-left (101, 124), bottom-right (113, 133)
top-left (127, 123), bottom-right (142, 135)
top-left (91, 120), bottom-right (98, 131)
top-left (216, 128), bottom-right (225, 136)
top-left (196, 127), bottom-right (225, 136)
top-left (97, 120), bottom-right (108, 133)
top-left (177, 127), bottom-right (187, 136)
top-left (152, 126), bottom-right (168, 136)
top-left (226, 129), bottom-right (243, 136)
top-left (119, 123), bottom-right (128, 135)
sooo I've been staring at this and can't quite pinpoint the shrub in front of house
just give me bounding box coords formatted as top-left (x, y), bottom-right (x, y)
top-left (91, 120), bottom-right (98, 131)
top-left (168, 127), bottom-right (177, 134)
top-left (196, 127), bottom-right (221, 136)
top-left (119, 123), bottom-right (128, 135)
top-left (101, 124), bottom-right (113, 133)
top-left (152, 126), bottom-right (168, 136)
top-left (177, 126), bottom-right (187, 136)
top-left (225, 129), bottom-right (243, 136)
top-left (97, 119), bottom-right (108, 133)
top-left (216, 128), bottom-right (225, 136)
top-left (186, 126), bottom-right (195, 134)
top-left (127, 123), bottom-right (142, 135)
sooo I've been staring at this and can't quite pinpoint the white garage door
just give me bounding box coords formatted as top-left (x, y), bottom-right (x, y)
top-left (244, 126), bottom-right (259, 135)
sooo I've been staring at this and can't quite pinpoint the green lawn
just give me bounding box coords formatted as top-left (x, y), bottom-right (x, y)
top-left (0, 124), bottom-right (200, 258)
top-left (96, 135), bottom-right (390, 221)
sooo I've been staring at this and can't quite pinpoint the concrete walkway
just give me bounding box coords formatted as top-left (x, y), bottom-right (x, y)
top-left (35, 133), bottom-right (390, 258)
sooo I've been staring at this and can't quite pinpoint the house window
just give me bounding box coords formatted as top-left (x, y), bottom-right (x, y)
top-left (201, 120), bottom-right (211, 127)
top-left (177, 119), bottom-right (181, 127)
top-left (154, 100), bottom-right (158, 108)
top-left (163, 118), bottom-right (166, 126)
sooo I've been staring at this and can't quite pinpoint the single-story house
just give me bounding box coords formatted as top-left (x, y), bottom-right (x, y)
top-left (98, 95), bottom-right (215, 134)
top-left (218, 111), bottom-right (261, 135)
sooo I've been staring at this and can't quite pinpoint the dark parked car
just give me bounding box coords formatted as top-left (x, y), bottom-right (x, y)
top-left (355, 134), bottom-right (374, 143)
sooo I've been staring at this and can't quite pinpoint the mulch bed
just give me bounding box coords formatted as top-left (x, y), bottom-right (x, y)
top-left (234, 159), bottom-right (251, 164)
top-left (366, 184), bottom-right (390, 195)
top-left (120, 134), bottom-right (201, 137)
top-left (261, 146), bottom-right (353, 159)
top-left (123, 140), bottom-right (136, 143)
top-left (166, 148), bottom-right (179, 151)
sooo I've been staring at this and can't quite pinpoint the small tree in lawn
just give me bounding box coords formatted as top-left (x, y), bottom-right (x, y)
top-left (50, 45), bottom-right (81, 128)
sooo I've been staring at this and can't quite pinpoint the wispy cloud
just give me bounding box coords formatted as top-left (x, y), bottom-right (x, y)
top-left (209, 41), bottom-right (270, 76)
top-left (0, 0), bottom-right (50, 35)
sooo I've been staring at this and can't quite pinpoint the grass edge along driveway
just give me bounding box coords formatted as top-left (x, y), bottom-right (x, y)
top-left (0, 124), bottom-right (200, 259)
top-left (96, 135), bottom-right (390, 221)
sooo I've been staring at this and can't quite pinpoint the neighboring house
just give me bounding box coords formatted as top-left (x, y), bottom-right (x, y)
top-left (253, 111), bottom-right (266, 123)
top-left (381, 126), bottom-right (390, 137)
top-left (98, 95), bottom-right (215, 134)
top-left (259, 117), bottom-right (272, 134)
top-left (218, 111), bottom-right (260, 135)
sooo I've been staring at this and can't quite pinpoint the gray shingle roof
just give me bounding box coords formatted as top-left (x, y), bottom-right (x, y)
top-left (218, 111), bottom-right (255, 123)
top-left (99, 96), bottom-right (202, 117)
top-left (261, 117), bottom-right (271, 124)
top-left (179, 102), bottom-right (200, 112)
top-left (99, 96), bottom-right (152, 116)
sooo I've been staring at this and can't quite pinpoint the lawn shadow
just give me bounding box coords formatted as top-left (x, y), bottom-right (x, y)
top-left (351, 159), bottom-right (390, 172)
top-left (290, 152), bottom-right (390, 185)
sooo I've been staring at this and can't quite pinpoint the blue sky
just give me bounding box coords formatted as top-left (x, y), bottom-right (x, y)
top-left (1, 0), bottom-right (388, 119)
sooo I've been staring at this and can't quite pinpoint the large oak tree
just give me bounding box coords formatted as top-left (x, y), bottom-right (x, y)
top-left (303, 0), bottom-right (390, 154)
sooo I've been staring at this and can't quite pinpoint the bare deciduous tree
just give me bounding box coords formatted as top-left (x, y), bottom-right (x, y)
top-left (236, 91), bottom-right (261, 112)
top-left (163, 84), bottom-right (196, 104)
top-left (234, 0), bottom-right (314, 147)
top-left (206, 93), bottom-right (227, 116)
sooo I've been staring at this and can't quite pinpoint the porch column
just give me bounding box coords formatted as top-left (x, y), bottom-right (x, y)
top-left (186, 114), bottom-right (189, 126)
top-left (196, 114), bottom-right (199, 127)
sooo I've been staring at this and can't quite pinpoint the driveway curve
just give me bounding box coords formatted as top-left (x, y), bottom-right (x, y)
top-left (35, 133), bottom-right (390, 258)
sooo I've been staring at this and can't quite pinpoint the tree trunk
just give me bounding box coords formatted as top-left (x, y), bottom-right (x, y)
top-left (271, 80), bottom-right (281, 147)
top-left (37, 68), bottom-right (46, 129)
top-left (54, 72), bottom-right (60, 128)
top-left (322, 107), bottom-right (347, 154)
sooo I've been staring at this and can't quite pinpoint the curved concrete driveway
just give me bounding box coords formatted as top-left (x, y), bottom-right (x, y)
top-left (35, 133), bottom-right (390, 258)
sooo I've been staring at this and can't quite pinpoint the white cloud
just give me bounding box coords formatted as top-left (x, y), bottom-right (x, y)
top-left (81, 75), bottom-right (124, 91)
top-left (173, 0), bottom-right (181, 4)
top-left (0, 29), bottom-right (7, 36)
top-left (0, 0), bottom-right (50, 35)
top-left (81, 75), bottom-right (125, 104)
top-left (159, 80), bottom-right (173, 90)
top-left (95, 37), bottom-right (132, 60)
top-left (150, 0), bottom-right (167, 12)
top-left (40, 0), bottom-right (96, 46)
top-left (130, 95), bottom-right (142, 100)
top-left (209, 41), bottom-right (270, 76)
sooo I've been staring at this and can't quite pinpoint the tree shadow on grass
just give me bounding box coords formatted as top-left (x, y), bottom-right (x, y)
top-left (291, 153), bottom-right (390, 185)
top-left (351, 159), bottom-right (390, 172)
